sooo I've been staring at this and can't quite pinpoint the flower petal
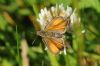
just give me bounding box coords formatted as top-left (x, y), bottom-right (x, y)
top-left (70, 9), bottom-right (77, 24)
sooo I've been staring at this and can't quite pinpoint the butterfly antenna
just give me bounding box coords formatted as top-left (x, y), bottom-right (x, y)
top-left (32, 36), bottom-right (38, 45)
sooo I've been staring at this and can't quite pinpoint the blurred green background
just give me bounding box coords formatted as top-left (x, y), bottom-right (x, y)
top-left (0, 0), bottom-right (100, 66)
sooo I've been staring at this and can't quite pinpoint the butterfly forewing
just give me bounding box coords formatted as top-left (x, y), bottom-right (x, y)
top-left (45, 17), bottom-right (68, 33)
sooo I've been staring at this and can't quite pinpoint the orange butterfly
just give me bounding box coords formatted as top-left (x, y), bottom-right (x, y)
top-left (37, 16), bottom-right (69, 55)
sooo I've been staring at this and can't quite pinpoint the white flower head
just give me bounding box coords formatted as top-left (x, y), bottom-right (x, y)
top-left (37, 4), bottom-right (79, 55)
top-left (37, 4), bottom-right (79, 30)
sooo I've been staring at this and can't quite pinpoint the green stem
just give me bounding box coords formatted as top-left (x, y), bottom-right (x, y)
top-left (32, 0), bottom-right (39, 17)
top-left (16, 25), bottom-right (21, 66)
top-left (65, 54), bottom-right (70, 66)
top-left (71, 0), bottom-right (85, 66)
top-left (47, 52), bottom-right (59, 66)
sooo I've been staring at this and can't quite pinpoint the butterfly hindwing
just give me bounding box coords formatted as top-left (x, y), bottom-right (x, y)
top-left (42, 37), bottom-right (65, 54)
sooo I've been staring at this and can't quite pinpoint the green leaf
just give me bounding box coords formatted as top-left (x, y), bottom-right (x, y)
top-left (0, 14), bottom-right (7, 30)
top-left (79, 0), bottom-right (100, 13)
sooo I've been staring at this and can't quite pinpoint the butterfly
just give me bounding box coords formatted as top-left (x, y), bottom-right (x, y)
top-left (37, 16), bottom-right (69, 55)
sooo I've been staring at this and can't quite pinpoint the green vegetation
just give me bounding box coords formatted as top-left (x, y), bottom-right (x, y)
top-left (0, 0), bottom-right (100, 66)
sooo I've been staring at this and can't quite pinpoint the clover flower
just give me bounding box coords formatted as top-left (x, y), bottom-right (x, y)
top-left (37, 4), bottom-right (79, 55)
top-left (37, 4), bottom-right (78, 30)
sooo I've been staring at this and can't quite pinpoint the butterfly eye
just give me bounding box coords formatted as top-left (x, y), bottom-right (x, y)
top-left (37, 31), bottom-right (44, 37)
top-left (37, 31), bottom-right (40, 36)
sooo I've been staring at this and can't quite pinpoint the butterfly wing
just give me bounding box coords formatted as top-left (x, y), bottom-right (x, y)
top-left (40, 17), bottom-right (69, 54)
top-left (42, 37), bottom-right (65, 54)
top-left (45, 17), bottom-right (68, 33)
